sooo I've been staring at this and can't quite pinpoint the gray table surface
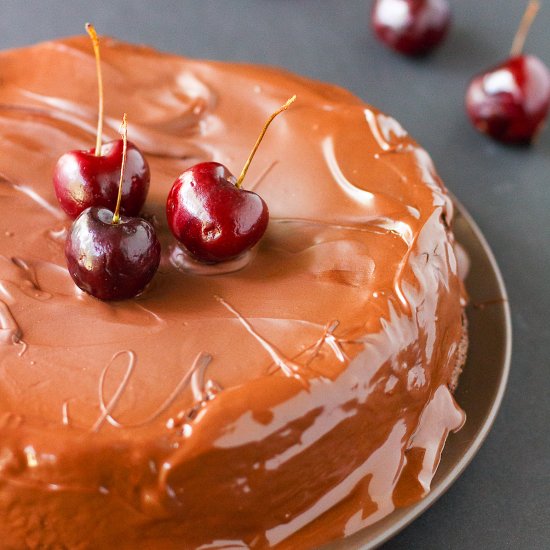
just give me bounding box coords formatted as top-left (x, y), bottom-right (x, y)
top-left (2, 1), bottom-right (549, 549)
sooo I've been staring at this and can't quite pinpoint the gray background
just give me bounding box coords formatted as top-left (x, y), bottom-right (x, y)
top-left (2, 1), bottom-right (549, 548)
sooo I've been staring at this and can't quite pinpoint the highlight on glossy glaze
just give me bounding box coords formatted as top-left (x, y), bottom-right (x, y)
top-left (0, 36), bottom-right (466, 548)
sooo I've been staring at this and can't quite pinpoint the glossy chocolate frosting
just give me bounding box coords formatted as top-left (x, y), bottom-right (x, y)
top-left (0, 36), bottom-right (466, 549)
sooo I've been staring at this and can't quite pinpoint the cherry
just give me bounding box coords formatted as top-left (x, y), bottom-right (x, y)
top-left (65, 115), bottom-right (160, 301)
top-left (371, 0), bottom-right (451, 56)
top-left (53, 24), bottom-right (150, 219)
top-left (166, 96), bottom-right (296, 264)
top-left (54, 140), bottom-right (150, 219)
top-left (466, 1), bottom-right (550, 145)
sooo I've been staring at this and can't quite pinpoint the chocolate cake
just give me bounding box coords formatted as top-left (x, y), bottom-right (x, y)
top-left (0, 36), bottom-right (467, 549)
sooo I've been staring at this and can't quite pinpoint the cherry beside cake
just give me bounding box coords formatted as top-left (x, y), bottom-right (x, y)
top-left (0, 36), bottom-right (467, 549)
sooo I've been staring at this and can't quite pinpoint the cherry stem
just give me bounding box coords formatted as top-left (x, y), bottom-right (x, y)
top-left (510, 0), bottom-right (540, 57)
top-left (86, 23), bottom-right (104, 157)
top-left (235, 95), bottom-right (296, 189)
top-left (112, 113), bottom-right (128, 225)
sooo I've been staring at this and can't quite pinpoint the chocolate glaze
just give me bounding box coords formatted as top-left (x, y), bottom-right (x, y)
top-left (0, 37), bottom-right (466, 549)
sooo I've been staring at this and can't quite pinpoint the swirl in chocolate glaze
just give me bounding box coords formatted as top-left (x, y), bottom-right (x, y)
top-left (0, 37), bottom-right (466, 548)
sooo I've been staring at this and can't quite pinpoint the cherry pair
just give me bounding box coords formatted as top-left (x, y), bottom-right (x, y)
top-left (372, 0), bottom-right (550, 145)
top-left (55, 24), bottom-right (293, 301)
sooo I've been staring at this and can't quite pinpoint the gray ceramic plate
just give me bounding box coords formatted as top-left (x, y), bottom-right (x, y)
top-left (324, 199), bottom-right (512, 549)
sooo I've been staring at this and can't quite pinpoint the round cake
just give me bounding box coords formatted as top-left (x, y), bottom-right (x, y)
top-left (0, 36), bottom-right (467, 549)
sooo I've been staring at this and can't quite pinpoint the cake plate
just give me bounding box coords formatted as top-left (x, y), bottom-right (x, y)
top-left (324, 198), bottom-right (512, 549)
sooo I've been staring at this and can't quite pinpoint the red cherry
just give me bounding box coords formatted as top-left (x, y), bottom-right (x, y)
top-left (466, 1), bottom-right (550, 144)
top-left (466, 55), bottom-right (550, 145)
top-left (371, 0), bottom-right (451, 56)
top-left (166, 96), bottom-right (295, 264)
top-left (166, 162), bottom-right (268, 263)
top-left (65, 206), bottom-right (160, 300)
top-left (53, 139), bottom-right (150, 219)
top-left (53, 23), bottom-right (150, 219)
top-left (65, 115), bottom-right (160, 301)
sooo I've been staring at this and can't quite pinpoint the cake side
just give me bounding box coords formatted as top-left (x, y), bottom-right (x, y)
top-left (0, 37), bottom-right (466, 549)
